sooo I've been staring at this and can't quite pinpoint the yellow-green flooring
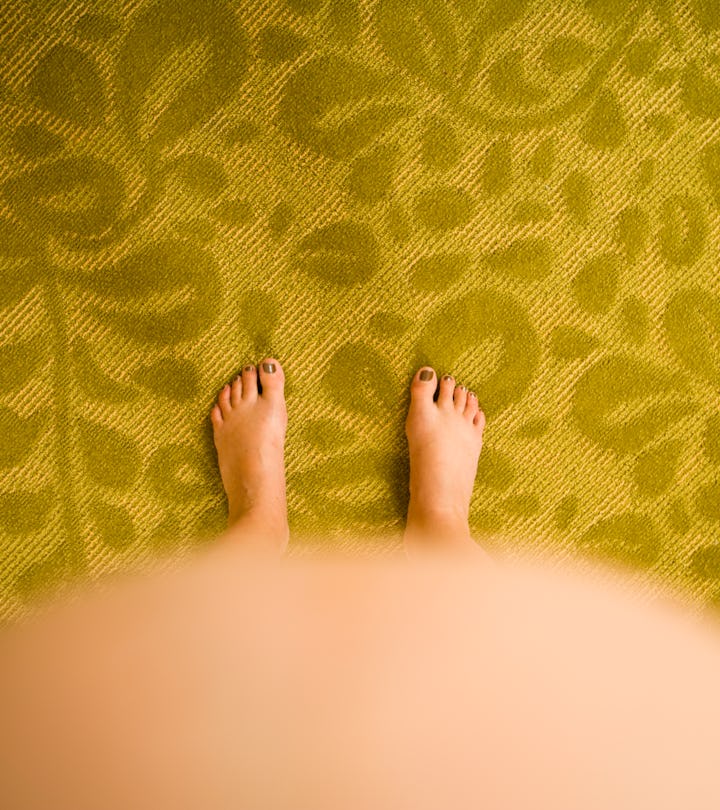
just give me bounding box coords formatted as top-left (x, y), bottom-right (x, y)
top-left (1, 0), bottom-right (720, 624)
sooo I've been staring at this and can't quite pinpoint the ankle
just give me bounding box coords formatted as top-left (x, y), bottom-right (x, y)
top-left (406, 498), bottom-right (470, 536)
top-left (224, 505), bottom-right (289, 554)
top-left (227, 488), bottom-right (288, 530)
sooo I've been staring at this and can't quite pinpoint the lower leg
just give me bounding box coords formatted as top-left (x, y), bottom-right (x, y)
top-left (403, 503), bottom-right (488, 561)
top-left (214, 516), bottom-right (287, 559)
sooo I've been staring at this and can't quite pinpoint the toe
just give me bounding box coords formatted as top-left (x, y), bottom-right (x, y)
top-left (211, 404), bottom-right (223, 428)
top-left (241, 363), bottom-right (257, 400)
top-left (258, 357), bottom-right (284, 398)
top-left (218, 384), bottom-right (232, 417)
top-left (438, 374), bottom-right (455, 406)
top-left (473, 409), bottom-right (486, 430)
top-left (230, 374), bottom-right (243, 406)
top-left (411, 367), bottom-right (436, 401)
top-left (465, 391), bottom-right (479, 419)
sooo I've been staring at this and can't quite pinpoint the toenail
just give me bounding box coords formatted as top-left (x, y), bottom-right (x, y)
top-left (442, 375), bottom-right (453, 381)
top-left (263, 362), bottom-right (276, 373)
top-left (244, 365), bottom-right (254, 372)
top-left (459, 385), bottom-right (467, 391)
top-left (469, 391), bottom-right (476, 397)
top-left (419, 369), bottom-right (433, 381)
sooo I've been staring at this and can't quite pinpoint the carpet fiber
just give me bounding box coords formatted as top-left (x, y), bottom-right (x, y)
top-left (1, 0), bottom-right (720, 623)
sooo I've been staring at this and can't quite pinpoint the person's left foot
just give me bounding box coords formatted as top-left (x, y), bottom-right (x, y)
top-left (210, 358), bottom-right (289, 553)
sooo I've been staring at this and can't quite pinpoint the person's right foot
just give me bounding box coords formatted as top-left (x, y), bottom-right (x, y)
top-left (404, 367), bottom-right (486, 560)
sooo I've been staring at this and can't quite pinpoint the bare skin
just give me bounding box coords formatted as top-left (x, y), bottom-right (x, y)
top-left (210, 358), bottom-right (489, 561)
top-left (403, 367), bottom-right (489, 560)
top-left (4, 361), bottom-right (720, 808)
top-left (3, 528), bottom-right (720, 809)
top-left (210, 360), bottom-right (290, 553)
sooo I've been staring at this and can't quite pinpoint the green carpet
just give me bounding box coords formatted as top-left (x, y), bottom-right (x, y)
top-left (1, 0), bottom-right (720, 623)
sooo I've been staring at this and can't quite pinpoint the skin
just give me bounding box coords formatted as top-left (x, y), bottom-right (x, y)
top-left (208, 359), bottom-right (489, 561)
top-left (2, 538), bottom-right (720, 810)
top-left (1, 360), bottom-right (719, 808)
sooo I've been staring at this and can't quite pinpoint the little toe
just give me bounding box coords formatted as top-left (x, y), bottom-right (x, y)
top-left (258, 358), bottom-right (284, 398)
top-left (211, 404), bottom-right (223, 428)
top-left (474, 409), bottom-right (486, 430)
top-left (241, 363), bottom-right (257, 400)
top-left (438, 374), bottom-right (455, 406)
top-left (218, 384), bottom-right (232, 417)
top-left (411, 367), bottom-right (436, 402)
top-left (465, 391), bottom-right (479, 418)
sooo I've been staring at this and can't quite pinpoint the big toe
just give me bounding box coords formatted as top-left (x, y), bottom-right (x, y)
top-left (258, 357), bottom-right (285, 397)
top-left (410, 367), bottom-right (436, 402)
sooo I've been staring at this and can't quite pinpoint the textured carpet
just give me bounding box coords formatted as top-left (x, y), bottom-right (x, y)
top-left (1, 0), bottom-right (720, 623)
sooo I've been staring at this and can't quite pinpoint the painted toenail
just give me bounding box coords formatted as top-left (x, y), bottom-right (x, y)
top-left (263, 362), bottom-right (275, 373)
top-left (420, 370), bottom-right (433, 381)
top-left (442, 375), bottom-right (453, 381)
top-left (244, 365), bottom-right (254, 372)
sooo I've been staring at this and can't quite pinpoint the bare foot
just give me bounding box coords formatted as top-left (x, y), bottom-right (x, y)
top-left (210, 358), bottom-right (289, 554)
top-left (404, 367), bottom-right (487, 561)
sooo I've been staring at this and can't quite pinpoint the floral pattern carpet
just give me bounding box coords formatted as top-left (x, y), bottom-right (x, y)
top-left (1, 0), bottom-right (720, 622)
